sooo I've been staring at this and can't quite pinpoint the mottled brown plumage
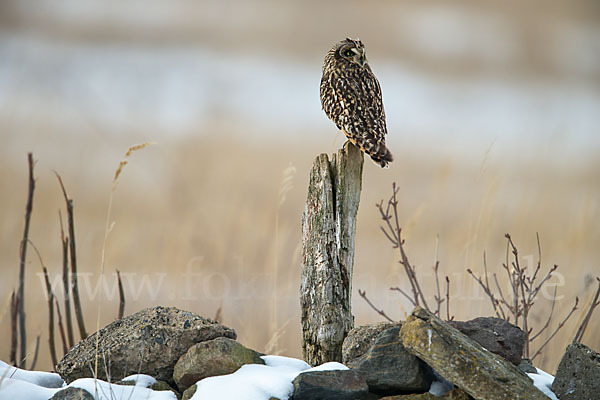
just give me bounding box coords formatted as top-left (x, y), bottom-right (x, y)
top-left (320, 37), bottom-right (393, 167)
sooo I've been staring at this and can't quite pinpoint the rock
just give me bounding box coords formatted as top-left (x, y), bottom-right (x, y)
top-left (379, 387), bottom-right (471, 399)
top-left (551, 341), bottom-right (600, 400)
top-left (50, 387), bottom-right (94, 400)
top-left (518, 358), bottom-right (537, 374)
top-left (291, 369), bottom-right (370, 400)
top-left (342, 322), bottom-right (396, 363)
top-left (344, 324), bottom-right (433, 394)
top-left (400, 307), bottom-right (548, 400)
top-left (173, 337), bottom-right (264, 392)
top-left (449, 317), bottom-right (525, 365)
top-left (182, 384), bottom-right (197, 400)
top-left (56, 306), bottom-right (236, 385)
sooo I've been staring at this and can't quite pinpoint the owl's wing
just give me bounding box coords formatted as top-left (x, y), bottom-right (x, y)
top-left (320, 73), bottom-right (344, 131)
top-left (343, 69), bottom-right (387, 143)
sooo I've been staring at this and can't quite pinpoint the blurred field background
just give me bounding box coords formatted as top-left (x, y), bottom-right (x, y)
top-left (1, 0), bottom-right (599, 374)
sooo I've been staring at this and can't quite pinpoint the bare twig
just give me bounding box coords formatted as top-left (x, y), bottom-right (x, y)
top-left (10, 291), bottom-right (18, 366)
top-left (530, 286), bottom-right (557, 341)
top-left (358, 289), bottom-right (394, 322)
top-left (42, 267), bottom-right (58, 368)
top-left (56, 173), bottom-right (87, 340)
top-left (574, 277), bottom-right (600, 342)
top-left (492, 273), bottom-right (508, 320)
top-left (506, 234), bottom-right (531, 356)
top-left (59, 212), bottom-right (74, 349)
top-left (55, 300), bottom-right (68, 356)
top-left (214, 303), bottom-right (223, 323)
top-left (433, 236), bottom-right (443, 317)
top-left (30, 335), bottom-right (40, 370)
top-left (390, 286), bottom-right (417, 306)
top-left (17, 153), bottom-right (35, 368)
top-left (469, 233), bottom-right (573, 360)
top-left (467, 268), bottom-right (503, 320)
top-left (445, 276), bottom-right (452, 321)
top-left (116, 270), bottom-right (125, 320)
top-left (528, 265), bottom-right (559, 304)
top-left (378, 183), bottom-right (429, 310)
top-left (531, 297), bottom-right (579, 361)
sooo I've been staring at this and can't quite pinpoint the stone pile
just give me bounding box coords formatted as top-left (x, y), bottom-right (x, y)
top-left (51, 306), bottom-right (598, 399)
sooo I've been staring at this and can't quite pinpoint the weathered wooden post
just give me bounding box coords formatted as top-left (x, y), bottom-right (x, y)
top-left (300, 142), bottom-right (364, 365)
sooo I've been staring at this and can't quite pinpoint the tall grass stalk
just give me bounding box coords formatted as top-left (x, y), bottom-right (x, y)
top-left (93, 143), bottom-right (155, 397)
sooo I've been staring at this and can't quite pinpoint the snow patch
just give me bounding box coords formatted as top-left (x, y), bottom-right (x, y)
top-left (70, 378), bottom-right (175, 400)
top-left (528, 368), bottom-right (558, 400)
top-left (0, 367), bottom-right (176, 400)
top-left (0, 361), bottom-right (64, 388)
top-left (261, 355), bottom-right (309, 371)
top-left (122, 373), bottom-right (158, 387)
top-left (191, 363), bottom-right (300, 400)
top-left (0, 378), bottom-right (56, 399)
top-left (192, 356), bottom-right (348, 400)
top-left (300, 361), bottom-right (348, 373)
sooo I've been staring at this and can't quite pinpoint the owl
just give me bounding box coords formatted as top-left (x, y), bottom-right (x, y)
top-left (320, 37), bottom-right (393, 167)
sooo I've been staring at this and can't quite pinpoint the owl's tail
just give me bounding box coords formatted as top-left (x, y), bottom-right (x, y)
top-left (369, 143), bottom-right (393, 168)
top-left (343, 130), bottom-right (393, 168)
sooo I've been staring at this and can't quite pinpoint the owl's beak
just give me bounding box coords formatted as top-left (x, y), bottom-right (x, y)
top-left (358, 49), bottom-right (367, 67)
top-left (358, 55), bottom-right (367, 67)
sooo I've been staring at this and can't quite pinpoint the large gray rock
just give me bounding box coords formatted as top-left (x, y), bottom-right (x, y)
top-left (344, 324), bottom-right (432, 394)
top-left (173, 337), bottom-right (264, 392)
top-left (56, 306), bottom-right (236, 385)
top-left (449, 317), bottom-right (525, 365)
top-left (551, 341), bottom-right (600, 400)
top-left (291, 369), bottom-right (370, 400)
top-left (400, 307), bottom-right (548, 400)
top-left (50, 387), bottom-right (94, 400)
top-left (379, 388), bottom-right (470, 399)
top-left (342, 322), bottom-right (396, 363)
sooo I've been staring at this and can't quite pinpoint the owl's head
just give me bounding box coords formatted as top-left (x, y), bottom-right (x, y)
top-left (335, 37), bottom-right (368, 68)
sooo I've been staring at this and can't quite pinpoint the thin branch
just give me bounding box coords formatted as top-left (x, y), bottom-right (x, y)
top-left (56, 172), bottom-right (87, 340)
top-left (30, 335), bottom-right (40, 371)
top-left (529, 265), bottom-right (559, 302)
top-left (445, 276), bottom-right (452, 321)
top-left (116, 270), bottom-right (125, 320)
top-left (531, 297), bottom-right (579, 361)
top-left (574, 277), bottom-right (600, 342)
top-left (467, 268), bottom-right (503, 320)
top-left (17, 153), bottom-right (35, 368)
top-left (55, 300), bottom-right (68, 356)
top-left (42, 267), bottom-right (58, 368)
top-left (377, 183), bottom-right (429, 310)
top-left (528, 232), bottom-right (542, 285)
top-left (59, 211), bottom-right (74, 349)
top-left (10, 291), bottom-right (18, 366)
top-left (433, 236), bottom-right (442, 317)
top-left (214, 303), bottom-right (223, 323)
top-left (358, 290), bottom-right (394, 322)
top-left (390, 287), bottom-right (417, 307)
top-left (530, 286), bottom-right (557, 341)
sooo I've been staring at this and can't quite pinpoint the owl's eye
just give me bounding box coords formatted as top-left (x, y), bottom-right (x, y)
top-left (344, 49), bottom-right (354, 57)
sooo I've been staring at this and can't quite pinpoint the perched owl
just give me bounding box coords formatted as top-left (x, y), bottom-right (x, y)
top-left (320, 38), bottom-right (393, 167)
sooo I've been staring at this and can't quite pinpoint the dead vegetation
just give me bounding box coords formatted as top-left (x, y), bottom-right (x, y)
top-left (360, 182), bottom-right (600, 363)
top-left (8, 147), bottom-right (153, 371)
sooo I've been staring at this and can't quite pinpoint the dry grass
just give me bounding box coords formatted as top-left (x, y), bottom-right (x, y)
top-left (0, 132), bottom-right (598, 375)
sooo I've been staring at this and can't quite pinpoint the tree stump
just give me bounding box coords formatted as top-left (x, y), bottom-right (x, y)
top-left (300, 142), bottom-right (364, 366)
